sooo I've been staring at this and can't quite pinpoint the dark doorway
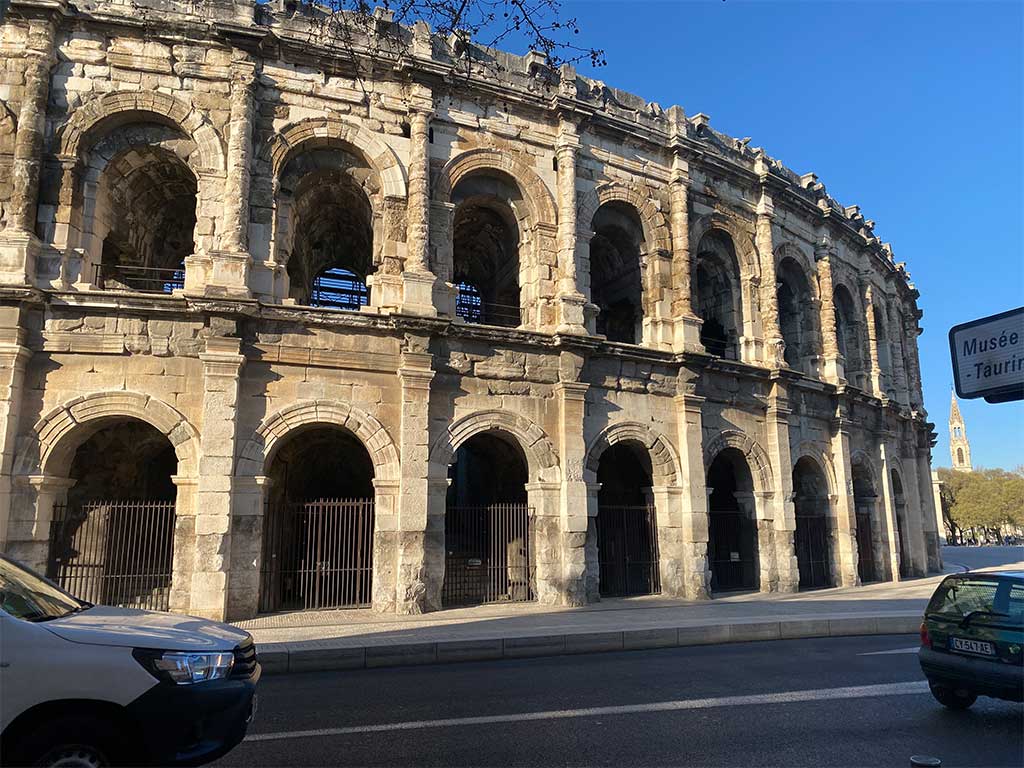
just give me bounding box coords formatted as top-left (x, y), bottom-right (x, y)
top-left (260, 427), bottom-right (375, 613)
top-left (443, 433), bottom-right (533, 607)
top-left (706, 448), bottom-right (759, 592)
top-left (596, 443), bottom-right (660, 597)
top-left (47, 419), bottom-right (177, 610)
top-left (892, 470), bottom-right (911, 578)
top-left (793, 458), bottom-right (833, 590)
top-left (852, 460), bottom-right (878, 583)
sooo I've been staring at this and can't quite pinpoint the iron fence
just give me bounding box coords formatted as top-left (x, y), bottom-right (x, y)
top-left (708, 509), bottom-right (759, 592)
top-left (855, 510), bottom-right (877, 583)
top-left (596, 504), bottom-right (661, 598)
top-left (47, 500), bottom-right (176, 611)
top-left (455, 283), bottom-right (521, 328)
top-left (443, 503), bottom-right (534, 607)
top-left (259, 498), bottom-right (374, 613)
top-left (310, 268), bottom-right (370, 311)
top-left (795, 513), bottom-right (832, 589)
top-left (93, 263), bottom-right (185, 294)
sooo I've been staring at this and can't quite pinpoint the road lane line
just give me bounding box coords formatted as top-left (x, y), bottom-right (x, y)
top-left (245, 681), bottom-right (929, 742)
top-left (858, 647), bottom-right (921, 656)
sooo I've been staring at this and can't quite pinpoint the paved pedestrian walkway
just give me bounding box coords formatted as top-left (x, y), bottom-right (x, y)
top-left (238, 548), bottom-right (1022, 674)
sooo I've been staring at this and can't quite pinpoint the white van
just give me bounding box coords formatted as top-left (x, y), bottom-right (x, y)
top-left (0, 555), bottom-right (260, 767)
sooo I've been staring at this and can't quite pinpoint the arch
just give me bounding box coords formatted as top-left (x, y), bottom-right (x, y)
top-left (690, 212), bottom-right (757, 272)
top-left (703, 430), bottom-right (774, 495)
top-left (577, 180), bottom-right (671, 253)
top-left (15, 391), bottom-right (199, 479)
top-left (57, 91), bottom-right (225, 173)
top-left (776, 248), bottom-right (819, 372)
top-left (430, 410), bottom-right (560, 483)
top-left (236, 399), bottom-right (400, 483)
top-left (584, 422), bottom-right (681, 486)
top-left (792, 445), bottom-right (838, 498)
top-left (850, 450), bottom-right (878, 488)
top-left (264, 118), bottom-right (407, 199)
top-left (434, 148), bottom-right (557, 227)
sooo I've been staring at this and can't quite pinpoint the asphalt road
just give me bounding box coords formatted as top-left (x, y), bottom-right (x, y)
top-left (941, 545), bottom-right (1024, 573)
top-left (218, 635), bottom-right (1023, 767)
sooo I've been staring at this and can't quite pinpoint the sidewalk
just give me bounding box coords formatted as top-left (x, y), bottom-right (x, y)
top-left (237, 562), bottom-right (1002, 674)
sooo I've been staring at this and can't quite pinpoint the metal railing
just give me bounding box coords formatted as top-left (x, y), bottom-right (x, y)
top-left (596, 504), bottom-right (661, 597)
top-left (47, 500), bottom-right (176, 611)
top-left (443, 503), bottom-right (535, 607)
top-left (309, 268), bottom-right (370, 311)
top-left (795, 512), bottom-right (833, 589)
top-left (259, 498), bottom-right (375, 613)
top-left (708, 509), bottom-right (759, 592)
top-left (455, 283), bottom-right (521, 328)
top-left (93, 264), bottom-right (185, 294)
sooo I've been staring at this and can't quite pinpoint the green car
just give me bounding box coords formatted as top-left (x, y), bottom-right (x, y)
top-left (919, 570), bottom-right (1024, 709)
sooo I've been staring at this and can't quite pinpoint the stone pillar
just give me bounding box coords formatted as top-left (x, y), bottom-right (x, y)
top-left (0, 306), bottom-right (31, 550)
top-left (396, 333), bottom-right (435, 613)
top-left (765, 373), bottom-right (799, 591)
top-left (863, 283), bottom-right (884, 398)
top-left (916, 445), bottom-right (942, 572)
top-left (675, 369), bottom-right (711, 598)
top-left (829, 404), bottom-right (860, 586)
top-left (191, 335), bottom-right (245, 620)
top-left (584, 481), bottom-right (601, 601)
top-left (555, 119), bottom-right (586, 334)
top-left (815, 237), bottom-right (844, 383)
top-left (402, 89), bottom-right (438, 317)
top-left (669, 154), bottom-right (703, 353)
top-left (756, 193), bottom-right (785, 367)
top-left (877, 438), bottom-right (902, 582)
top-left (889, 302), bottom-right (911, 407)
top-left (6, 475), bottom-right (74, 574)
top-left (898, 444), bottom-right (928, 577)
top-left (225, 475), bottom-right (269, 620)
top-left (429, 201), bottom-right (458, 317)
top-left (903, 302), bottom-right (925, 410)
top-left (169, 474), bottom-right (198, 613)
top-left (555, 372), bottom-right (589, 606)
top-left (931, 470), bottom-right (947, 547)
top-left (0, 19), bottom-right (55, 285)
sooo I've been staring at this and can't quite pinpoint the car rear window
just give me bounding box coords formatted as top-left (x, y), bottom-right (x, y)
top-left (1009, 584), bottom-right (1024, 624)
top-left (927, 577), bottom-right (1001, 620)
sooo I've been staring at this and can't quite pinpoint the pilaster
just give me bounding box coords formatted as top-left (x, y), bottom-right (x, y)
top-left (815, 236), bottom-right (844, 384)
top-left (674, 367), bottom-right (711, 598)
top-left (555, 119), bottom-right (587, 334)
top-left (669, 153), bottom-right (702, 352)
top-left (0, 306), bottom-right (31, 551)
top-left (830, 402), bottom-right (859, 586)
top-left (765, 373), bottom-right (798, 591)
top-left (402, 88), bottom-right (438, 317)
top-left (756, 192), bottom-right (785, 367)
top-left (555, 367), bottom-right (589, 606)
top-left (876, 437), bottom-right (903, 582)
top-left (863, 282), bottom-right (885, 398)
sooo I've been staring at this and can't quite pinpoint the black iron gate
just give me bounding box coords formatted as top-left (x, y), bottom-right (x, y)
top-left (443, 504), bottom-right (534, 607)
top-left (795, 513), bottom-right (832, 589)
top-left (47, 500), bottom-right (176, 611)
top-left (855, 510), bottom-right (876, 583)
top-left (708, 510), bottom-right (758, 592)
top-left (597, 505), bottom-right (661, 597)
top-left (260, 498), bottom-right (374, 613)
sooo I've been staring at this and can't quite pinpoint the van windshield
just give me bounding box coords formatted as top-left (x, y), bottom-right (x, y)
top-left (0, 556), bottom-right (87, 622)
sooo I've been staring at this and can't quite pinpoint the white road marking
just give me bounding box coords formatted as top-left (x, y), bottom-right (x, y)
top-left (245, 681), bottom-right (930, 742)
top-left (858, 647), bottom-right (921, 656)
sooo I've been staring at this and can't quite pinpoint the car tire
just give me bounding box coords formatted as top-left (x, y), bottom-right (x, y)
top-left (929, 682), bottom-right (978, 710)
top-left (17, 716), bottom-right (125, 768)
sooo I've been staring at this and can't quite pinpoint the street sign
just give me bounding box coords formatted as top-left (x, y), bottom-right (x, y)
top-left (948, 306), bottom-right (1024, 403)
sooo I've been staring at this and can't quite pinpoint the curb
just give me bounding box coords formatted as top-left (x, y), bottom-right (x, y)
top-left (256, 614), bottom-right (922, 675)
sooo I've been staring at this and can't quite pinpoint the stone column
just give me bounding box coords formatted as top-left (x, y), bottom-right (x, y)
top-left (916, 445), bottom-right (942, 572)
top-left (829, 404), bottom-right (859, 586)
top-left (815, 237), bottom-right (844, 383)
top-left (756, 193), bottom-right (785, 367)
top-left (650, 485), bottom-right (686, 598)
top-left (225, 475), bottom-right (270, 620)
top-left (669, 154), bottom-right (703, 352)
top-left (863, 283), bottom-right (884, 398)
top-left (0, 306), bottom-right (31, 550)
top-left (396, 333), bottom-right (435, 613)
top-left (402, 89), bottom-right (438, 317)
top-left (555, 119), bottom-right (586, 334)
top-left (429, 201), bottom-right (458, 317)
top-left (0, 18), bottom-right (55, 285)
top-left (191, 335), bottom-right (245, 620)
top-left (675, 369), bottom-right (711, 598)
top-left (5, 475), bottom-right (74, 574)
top-left (765, 373), bottom-right (799, 591)
top-left (526, 480), bottom-right (562, 603)
top-left (555, 371), bottom-right (589, 606)
top-left (584, 481), bottom-right (601, 601)
top-left (903, 301), bottom-right (925, 410)
top-left (898, 444), bottom-right (927, 577)
top-left (889, 302), bottom-right (911, 407)
top-left (876, 438), bottom-right (902, 581)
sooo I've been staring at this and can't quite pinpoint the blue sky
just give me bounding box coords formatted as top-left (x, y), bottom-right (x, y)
top-left (538, 0), bottom-right (1021, 469)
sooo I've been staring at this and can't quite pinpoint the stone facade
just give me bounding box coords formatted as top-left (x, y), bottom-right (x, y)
top-left (0, 0), bottom-right (942, 621)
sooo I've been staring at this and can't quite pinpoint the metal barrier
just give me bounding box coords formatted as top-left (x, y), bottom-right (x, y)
top-left (260, 498), bottom-right (375, 613)
top-left (93, 263), bottom-right (185, 293)
top-left (455, 284), bottom-right (521, 328)
top-left (310, 268), bottom-right (370, 310)
top-left (795, 512), bottom-right (832, 589)
top-left (47, 500), bottom-right (176, 610)
top-left (596, 504), bottom-right (661, 598)
top-left (708, 509), bottom-right (759, 592)
top-left (443, 504), bottom-right (535, 607)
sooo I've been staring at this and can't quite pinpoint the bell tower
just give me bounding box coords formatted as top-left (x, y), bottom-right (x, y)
top-left (949, 391), bottom-right (972, 471)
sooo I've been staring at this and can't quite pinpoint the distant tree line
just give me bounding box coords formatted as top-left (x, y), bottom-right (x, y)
top-left (937, 467), bottom-right (1024, 545)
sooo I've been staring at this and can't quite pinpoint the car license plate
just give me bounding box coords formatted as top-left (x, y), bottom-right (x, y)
top-left (950, 637), bottom-right (995, 656)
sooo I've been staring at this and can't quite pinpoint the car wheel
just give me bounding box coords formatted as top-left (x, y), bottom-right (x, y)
top-left (929, 682), bottom-right (978, 710)
top-left (19, 717), bottom-right (123, 768)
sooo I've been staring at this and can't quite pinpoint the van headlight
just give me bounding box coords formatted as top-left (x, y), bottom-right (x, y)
top-left (133, 649), bottom-right (234, 684)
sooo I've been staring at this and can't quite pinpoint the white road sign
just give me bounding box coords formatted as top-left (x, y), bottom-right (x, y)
top-left (949, 307), bottom-right (1024, 402)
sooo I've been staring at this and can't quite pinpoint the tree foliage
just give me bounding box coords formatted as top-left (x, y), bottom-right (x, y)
top-left (937, 467), bottom-right (1024, 542)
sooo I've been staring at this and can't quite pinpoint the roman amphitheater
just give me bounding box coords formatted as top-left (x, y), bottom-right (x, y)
top-left (0, 0), bottom-right (942, 621)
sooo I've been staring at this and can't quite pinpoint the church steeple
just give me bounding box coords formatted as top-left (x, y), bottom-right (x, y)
top-left (949, 391), bottom-right (972, 471)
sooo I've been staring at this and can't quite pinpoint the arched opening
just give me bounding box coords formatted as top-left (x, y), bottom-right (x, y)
top-left (443, 432), bottom-right (533, 607)
top-left (706, 448), bottom-right (759, 592)
top-left (873, 305), bottom-right (891, 384)
top-left (891, 469), bottom-right (910, 578)
top-left (777, 258), bottom-right (815, 373)
top-left (957, 447), bottom-right (965, 465)
top-left (47, 419), bottom-right (177, 609)
top-left (451, 173), bottom-right (522, 328)
top-left (92, 139), bottom-right (196, 293)
top-left (833, 285), bottom-right (862, 385)
top-left (852, 458), bottom-right (880, 583)
top-left (260, 426), bottom-right (376, 612)
top-left (589, 202), bottom-right (644, 344)
top-left (280, 146), bottom-right (376, 310)
top-left (793, 457), bottom-right (833, 589)
top-left (595, 442), bottom-right (660, 597)
top-left (694, 230), bottom-right (741, 359)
